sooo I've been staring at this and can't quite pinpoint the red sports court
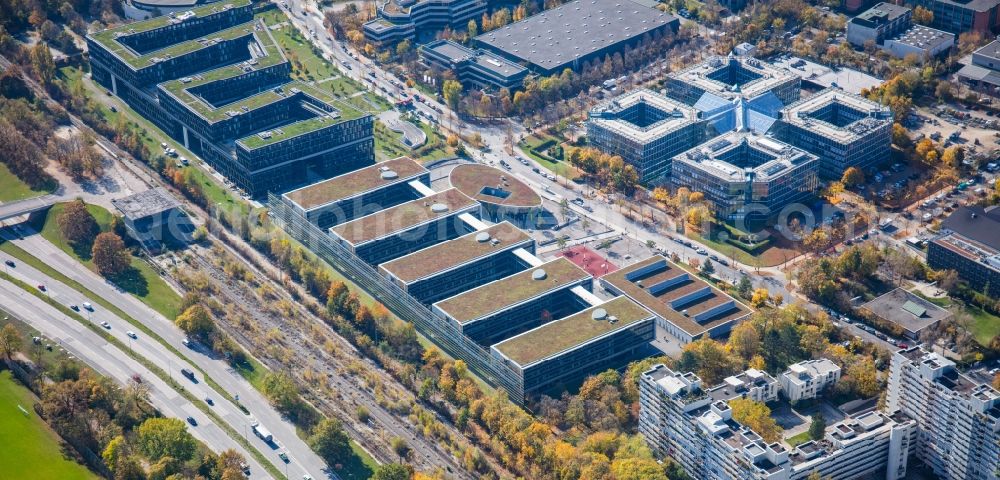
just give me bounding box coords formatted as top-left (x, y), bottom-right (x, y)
top-left (556, 245), bottom-right (618, 278)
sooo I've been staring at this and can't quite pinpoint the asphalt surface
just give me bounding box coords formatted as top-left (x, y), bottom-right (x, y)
top-left (0, 277), bottom-right (269, 476)
top-left (0, 228), bottom-right (329, 479)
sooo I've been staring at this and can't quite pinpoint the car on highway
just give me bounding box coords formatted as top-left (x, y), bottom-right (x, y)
top-left (126, 331), bottom-right (137, 339)
top-left (70, 304), bottom-right (80, 311)
top-left (101, 321), bottom-right (111, 329)
top-left (696, 248), bottom-right (708, 255)
top-left (205, 397), bottom-right (214, 406)
top-left (186, 416), bottom-right (197, 426)
top-left (82, 302), bottom-right (93, 311)
top-left (3, 259), bottom-right (14, 267)
top-left (279, 452), bottom-right (289, 463)
top-left (37, 284), bottom-right (46, 291)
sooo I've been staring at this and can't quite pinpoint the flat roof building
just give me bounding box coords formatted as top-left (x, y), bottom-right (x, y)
top-left (87, 5), bottom-right (374, 198)
top-left (776, 87), bottom-right (893, 179)
top-left (959, 40), bottom-right (1000, 97)
top-left (780, 359), bottom-right (842, 402)
top-left (886, 346), bottom-right (1000, 480)
top-left (927, 206), bottom-right (1000, 298)
top-left (329, 188), bottom-right (478, 265)
top-left (587, 89), bottom-right (707, 183)
top-left (859, 288), bottom-right (952, 340)
top-left (908, 0), bottom-right (1000, 34)
top-left (419, 40), bottom-right (529, 91)
top-left (473, 0), bottom-right (679, 76)
top-left (883, 25), bottom-right (954, 61)
top-left (282, 157), bottom-right (429, 229)
top-left (670, 131), bottom-right (819, 223)
top-left (665, 55), bottom-right (801, 107)
top-left (433, 256), bottom-right (593, 346)
top-left (111, 187), bottom-right (193, 250)
top-left (492, 296), bottom-right (655, 394)
top-left (448, 164), bottom-right (543, 227)
top-left (639, 364), bottom-right (917, 480)
top-left (600, 256), bottom-right (752, 344)
top-left (847, 3), bottom-right (913, 47)
top-left (379, 221), bottom-right (535, 304)
top-left (363, 0), bottom-right (492, 44)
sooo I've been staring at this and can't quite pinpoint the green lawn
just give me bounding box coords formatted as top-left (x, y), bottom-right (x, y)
top-left (37, 202), bottom-right (182, 319)
top-left (0, 163), bottom-right (56, 202)
top-left (0, 371), bottom-right (99, 480)
top-left (517, 138), bottom-right (579, 180)
top-left (965, 304), bottom-right (1000, 347)
top-left (785, 430), bottom-right (813, 447)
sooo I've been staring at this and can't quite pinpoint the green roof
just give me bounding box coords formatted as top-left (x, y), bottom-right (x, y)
top-left (329, 189), bottom-right (477, 245)
top-left (492, 296), bottom-right (653, 367)
top-left (902, 301), bottom-right (927, 318)
top-left (235, 83), bottom-right (367, 150)
top-left (89, 0), bottom-right (253, 69)
top-left (435, 257), bottom-right (590, 324)
top-left (283, 157), bottom-right (426, 210)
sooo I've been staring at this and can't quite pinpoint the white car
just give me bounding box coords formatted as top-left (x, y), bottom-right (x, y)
top-left (126, 331), bottom-right (137, 339)
top-left (101, 321), bottom-right (111, 329)
top-left (82, 302), bottom-right (93, 311)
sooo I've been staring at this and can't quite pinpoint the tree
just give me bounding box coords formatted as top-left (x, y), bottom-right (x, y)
top-left (29, 42), bottom-right (55, 85)
top-left (737, 275), bottom-right (753, 298)
top-left (808, 413), bottom-right (826, 440)
top-left (217, 449), bottom-right (246, 480)
top-left (174, 304), bottom-right (214, 338)
top-left (913, 5), bottom-right (933, 25)
top-left (136, 418), bottom-right (197, 461)
top-left (390, 436), bottom-right (410, 460)
top-left (0, 324), bottom-right (21, 362)
top-left (372, 464), bottom-right (411, 480)
top-left (261, 372), bottom-right (300, 414)
top-left (841, 166), bottom-right (864, 188)
top-left (92, 232), bottom-right (131, 277)
top-left (750, 288), bottom-right (770, 308)
top-left (58, 199), bottom-right (99, 245)
top-left (701, 259), bottom-right (715, 276)
top-left (309, 418), bottom-right (351, 465)
top-left (467, 19), bottom-right (478, 38)
top-left (727, 321), bottom-right (760, 361)
top-left (729, 398), bottom-right (782, 442)
top-left (610, 457), bottom-right (668, 480)
top-left (442, 79), bottom-right (462, 110)
top-left (114, 455), bottom-right (146, 480)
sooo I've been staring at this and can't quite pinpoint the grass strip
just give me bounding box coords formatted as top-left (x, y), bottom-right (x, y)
top-left (0, 241), bottom-right (243, 411)
top-left (0, 271), bottom-right (287, 480)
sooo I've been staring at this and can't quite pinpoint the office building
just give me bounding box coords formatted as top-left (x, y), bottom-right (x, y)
top-left (776, 88), bottom-right (893, 179)
top-left (958, 40), bottom-right (1000, 96)
top-left (639, 364), bottom-right (917, 480)
top-left (779, 359), bottom-right (842, 402)
top-left (111, 187), bottom-right (193, 250)
top-left (848, 4), bottom-right (954, 62)
top-left (859, 288), bottom-right (952, 340)
top-left (909, 0), bottom-right (1000, 34)
top-left (419, 40), bottom-right (528, 91)
top-left (670, 131), bottom-right (820, 223)
top-left (665, 55), bottom-right (801, 108)
top-left (363, 0), bottom-right (492, 44)
top-left (847, 2), bottom-right (913, 47)
top-left (379, 222), bottom-right (535, 303)
top-left (473, 0), bottom-right (679, 76)
top-left (492, 296), bottom-right (655, 394)
top-left (433, 257), bottom-right (593, 346)
top-left (329, 188), bottom-right (478, 265)
top-left (600, 256), bottom-right (753, 344)
top-left (587, 89), bottom-right (706, 183)
top-left (447, 164), bottom-right (543, 227)
top-left (87, 3), bottom-right (374, 197)
top-left (282, 157), bottom-right (429, 229)
top-left (927, 206), bottom-right (1000, 298)
top-left (886, 346), bottom-right (1000, 480)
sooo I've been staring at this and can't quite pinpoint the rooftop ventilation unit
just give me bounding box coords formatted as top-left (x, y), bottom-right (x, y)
top-left (532, 268), bottom-right (547, 280)
top-left (381, 170), bottom-right (398, 180)
top-left (476, 232), bottom-right (491, 243)
top-left (592, 308), bottom-right (608, 320)
top-left (430, 203), bottom-right (448, 213)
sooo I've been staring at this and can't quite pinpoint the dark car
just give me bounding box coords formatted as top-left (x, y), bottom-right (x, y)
top-left (186, 416), bottom-right (197, 426)
top-left (3, 259), bottom-right (14, 267)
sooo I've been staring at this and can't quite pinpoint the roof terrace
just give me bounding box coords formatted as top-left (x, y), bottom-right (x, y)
top-left (588, 89), bottom-right (701, 144)
top-left (492, 296), bottom-right (653, 367)
top-left (434, 256), bottom-right (590, 324)
top-left (283, 157), bottom-right (426, 211)
top-left (329, 188), bottom-right (476, 246)
top-left (670, 55), bottom-right (798, 101)
top-left (674, 131), bottom-right (816, 183)
top-left (780, 88), bottom-right (893, 143)
top-left (379, 222), bottom-right (531, 284)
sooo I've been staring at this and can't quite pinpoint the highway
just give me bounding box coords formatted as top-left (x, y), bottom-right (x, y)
top-left (0, 277), bottom-right (269, 477)
top-left (0, 228), bottom-right (329, 480)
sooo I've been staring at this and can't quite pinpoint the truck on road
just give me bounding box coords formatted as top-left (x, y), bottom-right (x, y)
top-left (252, 422), bottom-right (274, 444)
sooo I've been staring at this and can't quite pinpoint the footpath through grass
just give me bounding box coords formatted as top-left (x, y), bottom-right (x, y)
top-left (0, 163), bottom-right (56, 203)
top-left (0, 370), bottom-right (99, 480)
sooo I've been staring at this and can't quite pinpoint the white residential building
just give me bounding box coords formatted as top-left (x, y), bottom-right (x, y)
top-left (639, 364), bottom-right (916, 480)
top-left (886, 346), bottom-right (1000, 480)
top-left (780, 359), bottom-right (842, 402)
